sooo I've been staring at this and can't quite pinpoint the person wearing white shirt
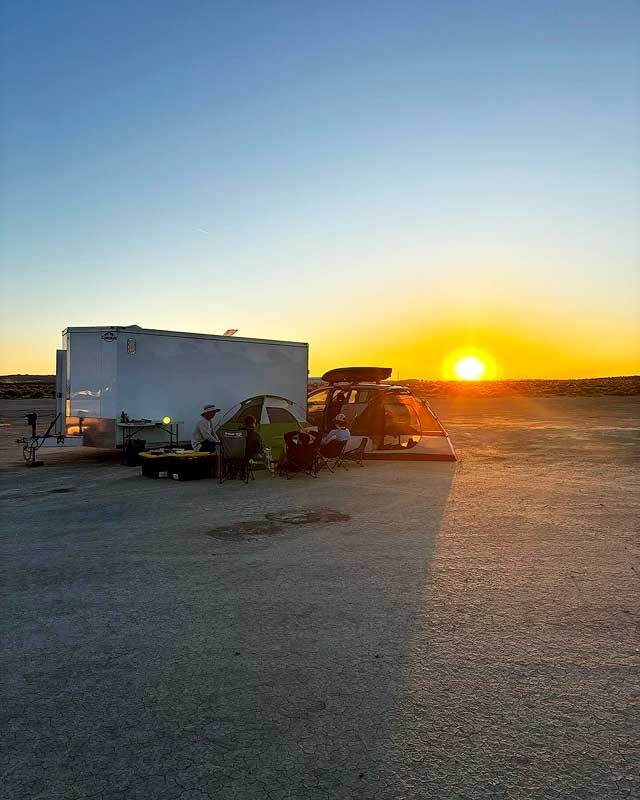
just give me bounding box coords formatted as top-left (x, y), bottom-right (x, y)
top-left (321, 413), bottom-right (350, 454)
top-left (191, 404), bottom-right (221, 451)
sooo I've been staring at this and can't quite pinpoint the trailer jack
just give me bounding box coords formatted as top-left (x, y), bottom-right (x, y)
top-left (16, 412), bottom-right (61, 467)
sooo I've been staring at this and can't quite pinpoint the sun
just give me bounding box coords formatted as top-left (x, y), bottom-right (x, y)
top-left (454, 355), bottom-right (486, 381)
top-left (442, 347), bottom-right (497, 381)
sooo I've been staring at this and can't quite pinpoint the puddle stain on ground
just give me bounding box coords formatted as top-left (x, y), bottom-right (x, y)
top-left (207, 510), bottom-right (351, 540)
top-left (266, 510), bottom-right (350, 525)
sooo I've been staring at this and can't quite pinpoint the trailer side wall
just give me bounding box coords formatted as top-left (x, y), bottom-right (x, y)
top-left (115, 332), bottom-right (307, 444)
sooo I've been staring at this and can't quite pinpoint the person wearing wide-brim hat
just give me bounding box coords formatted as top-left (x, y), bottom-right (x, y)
top-left (191, 403), bottom-right (221, 451)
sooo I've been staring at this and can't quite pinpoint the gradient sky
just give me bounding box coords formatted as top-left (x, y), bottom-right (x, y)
top-left (1, 0), bottom-right (639, 378)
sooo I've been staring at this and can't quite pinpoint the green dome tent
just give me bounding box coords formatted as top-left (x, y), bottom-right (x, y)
top-left (216, 395), bottom-right (308, 462)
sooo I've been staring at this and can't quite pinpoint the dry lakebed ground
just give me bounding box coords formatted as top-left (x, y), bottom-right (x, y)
top-left (1, 395), bottom-right (639, 799)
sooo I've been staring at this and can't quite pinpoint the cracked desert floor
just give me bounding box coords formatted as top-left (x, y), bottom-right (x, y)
top-left (1, 396), bottom-right (639, 800)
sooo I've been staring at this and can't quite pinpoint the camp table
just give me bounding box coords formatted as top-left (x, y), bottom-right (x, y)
top-left (117, 420), bottom-right (183, 451)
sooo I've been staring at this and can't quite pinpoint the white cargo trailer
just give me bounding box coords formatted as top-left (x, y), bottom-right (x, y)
top-left (54, 325), bottom-right (308, 449)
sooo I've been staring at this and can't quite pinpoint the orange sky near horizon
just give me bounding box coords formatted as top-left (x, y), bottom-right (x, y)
top-left (309, 320), bottom-right (640, 380)
top-left (2, 213), bottom-right (638, 381)
top-left (1, 304), bottom-right (638, 380)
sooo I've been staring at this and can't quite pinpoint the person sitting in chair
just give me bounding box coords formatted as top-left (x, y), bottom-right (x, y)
top-left (243, 415), bottom-right (264, 461)
top-left (191, 404), bottom-right (221, 451)
top-left (320, 413), bottom-right (350, 456)
top-left (281, 429), bottom-right (321, 470)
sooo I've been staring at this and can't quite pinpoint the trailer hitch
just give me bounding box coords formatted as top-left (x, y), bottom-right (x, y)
top-left (16, 411), bottom-right (61, 467)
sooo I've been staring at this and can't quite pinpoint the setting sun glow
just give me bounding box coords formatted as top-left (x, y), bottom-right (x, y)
top-left (454, 356), bottom-right (486, 381)
top-left (442, 348), bottom-right (497, 381)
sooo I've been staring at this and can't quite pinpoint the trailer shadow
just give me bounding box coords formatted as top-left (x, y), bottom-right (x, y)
top-left (171, 464), bottom-right (458, 797)
top-left (2, 426), bottom-right (457, 798)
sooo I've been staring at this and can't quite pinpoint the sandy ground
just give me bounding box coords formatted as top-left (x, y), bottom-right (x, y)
top-left (1, 397), bottom-right (639, 800)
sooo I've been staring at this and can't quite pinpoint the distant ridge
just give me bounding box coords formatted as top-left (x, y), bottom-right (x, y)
top-left (311, 376), bottom-right (640, 397)
top-left (0, 375), bottom-right (56, 399)
top-left (1, 375), bottom-right (639, 400)
top-left (0, 374), bottom-right (55, 383)
top-left (400, 376), bottom-right (640, 397)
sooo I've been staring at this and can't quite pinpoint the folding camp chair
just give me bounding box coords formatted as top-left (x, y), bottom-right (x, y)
top-left (276, 432), bottom-right (320, 480)
top-left (218, 429), bottom-right (255, 484)
top-left (338, 436), bottom-right (368, 468)
top-left (277, 432), bottom-right (321, 479)
top-left (316, 439), bottom-right (348, 473)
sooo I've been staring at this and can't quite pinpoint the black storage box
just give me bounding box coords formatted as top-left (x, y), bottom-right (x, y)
top-left (140, 452), bottom-right (174, 478)
top-left (140, 451), bottom-right (216, 480)
top-left (170, 454), bottom-right (215, 481)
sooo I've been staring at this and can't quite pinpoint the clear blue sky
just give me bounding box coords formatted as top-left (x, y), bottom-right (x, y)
top-left (1, 1), bottom-right (639, 377)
